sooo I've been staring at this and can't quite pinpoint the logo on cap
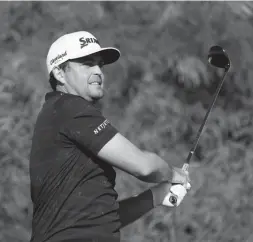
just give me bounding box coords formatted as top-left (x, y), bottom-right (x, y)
top-left (50, 51), bottom-right (67, 65)
top-left (79, 37), bottom-right (100, 49)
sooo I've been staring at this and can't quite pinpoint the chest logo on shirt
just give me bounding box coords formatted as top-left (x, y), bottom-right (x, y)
top-left (94, 119), bottom-right (110, 134)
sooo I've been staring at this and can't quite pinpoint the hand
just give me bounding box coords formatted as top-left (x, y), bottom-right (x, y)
top-left (162, 184), bottom-right (187, 207)
top-left (171, 166), bottom-right (190, 187)
top-left (150, 182), bottom-right (172, 207)
top-left (150, 181), bottom-right (190, 207)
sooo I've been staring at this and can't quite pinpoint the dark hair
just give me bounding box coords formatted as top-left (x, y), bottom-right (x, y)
top-left (49, 61), bottom-right (69, 91)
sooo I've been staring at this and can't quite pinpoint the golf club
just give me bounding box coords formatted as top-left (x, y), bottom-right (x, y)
top-left (169, 46), bottom-right (231, 205)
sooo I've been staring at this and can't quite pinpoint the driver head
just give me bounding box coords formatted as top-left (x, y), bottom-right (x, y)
top-left (208, 45), bottom-right (230, 69)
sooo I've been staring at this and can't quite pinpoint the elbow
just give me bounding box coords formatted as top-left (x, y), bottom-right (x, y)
top-left (136, 151), bottom-right (170, 183)
top-left (137, 152), bottom-right (157, 178)
top-left (137, 168), bottom-right (157, 183)
top-left (132, 167), bottom-right (150, 180)
top-left (140, 166), bottom-right (154, 178)
top-left (137, 169), bottom-right (150, 179)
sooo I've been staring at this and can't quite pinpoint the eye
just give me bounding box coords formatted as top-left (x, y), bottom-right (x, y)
top-left (99, 61), bottom-right (105, 68)
top-left (82, 61), bottom-right (93, 67)
top-left (81, 60), bottom-right (104, 68)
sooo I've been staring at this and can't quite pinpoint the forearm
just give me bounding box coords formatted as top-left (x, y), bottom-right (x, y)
top-left (138, 151), bottom-right (174, 183)
top-left (118, 189), bottom-right (154, 228)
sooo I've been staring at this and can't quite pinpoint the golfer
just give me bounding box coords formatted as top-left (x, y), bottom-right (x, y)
top-left (29, 31), bottom-right (190, 242)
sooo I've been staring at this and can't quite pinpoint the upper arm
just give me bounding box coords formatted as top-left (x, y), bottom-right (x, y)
top-left (61, 102), bottom-right (119, 154)
top-left (97, 132), bottom-right (148, 177)
top-left (61, 102), bottom-right (148, 177)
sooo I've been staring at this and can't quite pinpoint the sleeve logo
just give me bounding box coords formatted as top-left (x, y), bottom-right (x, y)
top-left (94, 119), bottom-right (110, 134)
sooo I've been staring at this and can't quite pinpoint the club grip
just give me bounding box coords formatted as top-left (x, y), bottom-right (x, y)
top-left (182, 163), bottom-right (189, 172)
top-left (169, 163), bottom-right (189, 205)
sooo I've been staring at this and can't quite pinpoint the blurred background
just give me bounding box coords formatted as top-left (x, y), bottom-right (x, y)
top-left (1, 1), bottom-right (253, 242)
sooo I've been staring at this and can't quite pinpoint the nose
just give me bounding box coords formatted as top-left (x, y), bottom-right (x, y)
top-left (92, 65), bottom-right (102, 74)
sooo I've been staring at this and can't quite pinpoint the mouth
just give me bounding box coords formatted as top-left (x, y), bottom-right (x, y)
top-left (89, 82), bottom-right (101, 86)
top-left (89, 75), bottom-right (102, 86)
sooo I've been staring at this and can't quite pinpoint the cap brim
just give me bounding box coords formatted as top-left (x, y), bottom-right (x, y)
top-left (91, 47), bottom-right (120, 65)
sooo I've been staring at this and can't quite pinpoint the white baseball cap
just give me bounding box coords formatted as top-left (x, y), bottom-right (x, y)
top-left (46, 31), bottom-right (121, 74)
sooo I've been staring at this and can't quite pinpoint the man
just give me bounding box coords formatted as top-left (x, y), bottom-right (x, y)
top-left (29, 31), bottom-right (190, 242)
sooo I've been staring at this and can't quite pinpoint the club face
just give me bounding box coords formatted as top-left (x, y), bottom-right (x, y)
top-left (208, 45), bottom-right (230, 69)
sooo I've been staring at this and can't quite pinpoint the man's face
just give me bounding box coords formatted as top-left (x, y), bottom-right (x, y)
top-left (62, 53), bottom-right (105, 102)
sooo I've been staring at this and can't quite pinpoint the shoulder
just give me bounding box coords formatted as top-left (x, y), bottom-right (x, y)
top-left (56, 93), bottom-right (100, 118)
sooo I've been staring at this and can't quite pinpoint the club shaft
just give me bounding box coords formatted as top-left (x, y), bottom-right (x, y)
top-left (170, 67), bottom-right (230, 206)
top-left (183, 67), bottom-right (229, 172)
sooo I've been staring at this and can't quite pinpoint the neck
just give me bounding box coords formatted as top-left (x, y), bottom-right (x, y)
top-left (57, 85), bottom-right (72, 94)
top-left (56, 86), bottom-right (99, 104)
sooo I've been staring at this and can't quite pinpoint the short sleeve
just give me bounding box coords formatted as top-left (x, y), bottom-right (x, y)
top-left (61, 104), bottom-right (118, 155)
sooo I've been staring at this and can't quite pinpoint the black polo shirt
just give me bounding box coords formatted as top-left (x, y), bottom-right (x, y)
top-left (29, 91), bottom-right (121, 242)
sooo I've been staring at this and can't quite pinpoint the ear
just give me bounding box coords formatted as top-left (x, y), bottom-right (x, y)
top-left (52, 67), bottom-right (66, 84)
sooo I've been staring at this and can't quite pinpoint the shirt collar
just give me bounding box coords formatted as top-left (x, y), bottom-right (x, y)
top-left (45, 91), bottom-right (64, 101)
top-left (45, 91), bottom-right (102, 109)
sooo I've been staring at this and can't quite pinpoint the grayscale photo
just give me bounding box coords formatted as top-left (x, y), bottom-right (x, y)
top-left (0, 1), bottom-right (253, 242)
